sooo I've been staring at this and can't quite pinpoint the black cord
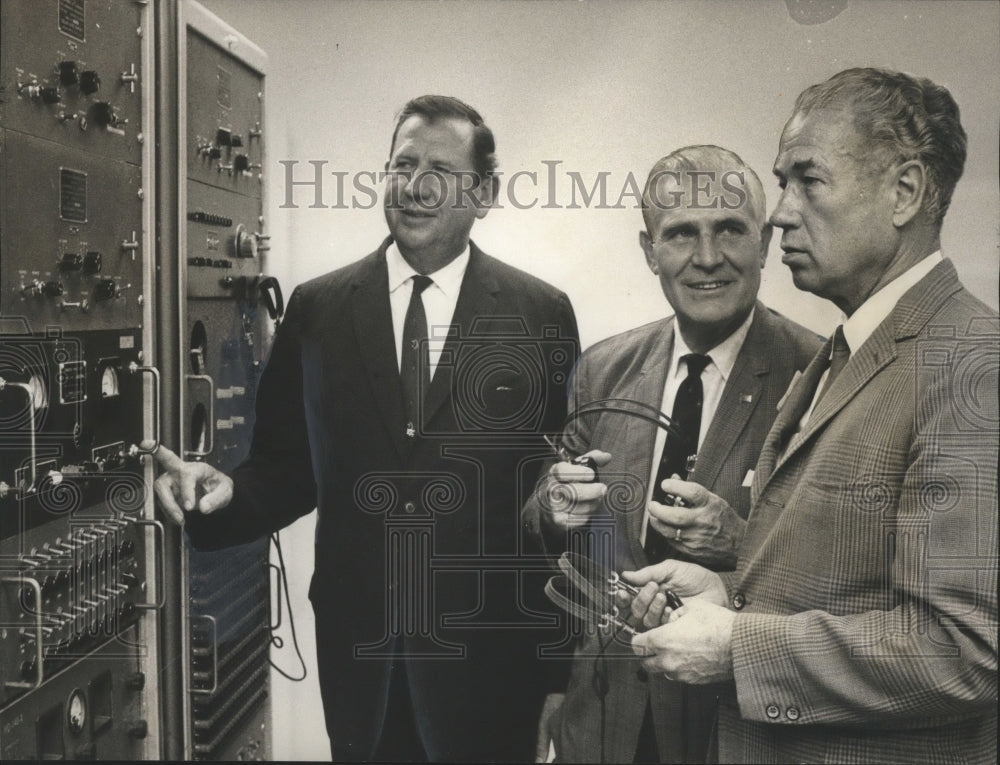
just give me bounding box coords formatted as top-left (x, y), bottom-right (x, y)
top-left (591, 625), bottom-right (615, 764)
top-left (268, 531), bottom-right (308, 682)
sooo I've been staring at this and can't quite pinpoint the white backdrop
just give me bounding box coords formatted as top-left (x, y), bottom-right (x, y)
top-left (197, 1), bottom-right (999, 759)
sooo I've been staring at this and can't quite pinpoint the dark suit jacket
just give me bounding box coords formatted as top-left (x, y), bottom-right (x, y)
top-left (522, 303), bottom-right (820, 763)
top-left (720, 260), bottom-right (998, 764)
top-left (187, 238), bottom-right (580, 761)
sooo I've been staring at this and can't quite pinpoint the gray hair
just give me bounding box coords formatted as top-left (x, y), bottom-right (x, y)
top-left (792, 67), bottom-right (966, 227)
top-left (641, 145), bottom-right (768, 233)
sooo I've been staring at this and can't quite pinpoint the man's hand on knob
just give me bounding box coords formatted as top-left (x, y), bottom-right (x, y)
top-left (146, 443), bottom-right (233, 525)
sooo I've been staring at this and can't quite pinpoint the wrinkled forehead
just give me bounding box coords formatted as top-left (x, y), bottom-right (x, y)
top-left (775, 108), bottom-right (866, 171)
top-left (647, 168), bottom-right (765, 223)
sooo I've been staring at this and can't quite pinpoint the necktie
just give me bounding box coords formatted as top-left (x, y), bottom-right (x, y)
top-left (815, 325), bottom-right (850, 405)
top-left (401, 275), bottom-right (433, 438)
top-left (645, 353), bottom-right (711, 560)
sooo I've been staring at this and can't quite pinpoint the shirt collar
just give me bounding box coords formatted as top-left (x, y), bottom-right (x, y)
top-left (840, 251), bottom-right (942, 353)
top-left (386, 241), bottom-right (471, 297)
top-left (669, 308), bottom-right (755, 382)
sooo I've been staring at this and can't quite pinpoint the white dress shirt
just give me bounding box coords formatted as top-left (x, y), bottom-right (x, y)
top-left (641, 308), bottom-right (755, 543)
top-left (386, 242), bottom-right (470, 380)
top-left (797, 251), bottom-right (944, 430)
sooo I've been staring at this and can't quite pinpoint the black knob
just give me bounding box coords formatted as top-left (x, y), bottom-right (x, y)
top-left (83, 252), bottom-right (103, 274)
top-left (215, 127), bottom-right (232, 146)
top-left (60, 253), bottom-right (83, 271)
top-left (93, 279), bottom-right (118, 302)
top-left (41, 281), bottom-right (64, 297)
top-left (40, 86), bottom-right (61, 104)
top-left (90, 101), bottom-right (116, 128)
top-left (233, 153), bottom-right (250, 174)
top-left (207, 146), bottom-right (222, 160)
top-left (59, 61), bottom-right (80, 86)
top-left (128, 720), bottom-right (148, 739)
top-left (125, 671), bottom-right (146, 691)
top-left (79, 70), bottom-right (101, 95)
top-left (230, 134), bottom-right (244, 147)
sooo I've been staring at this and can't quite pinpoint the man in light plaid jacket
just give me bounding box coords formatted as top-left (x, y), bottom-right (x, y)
top-left (625, 68), bottom-right (997, 765)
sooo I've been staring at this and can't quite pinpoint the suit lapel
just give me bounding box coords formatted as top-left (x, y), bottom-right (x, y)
top-left (751, 339), bottom-right (829, 503)
top-left (350, 242), bottom-right (410, 462)
top-left (759, 260), bottom-right (964, 493)
top-left (695, 307), bottom-right (770, 490)
top-left (422, 243), bottom-right (499, 424)
top-left (624, 321), bottom-right (672, 564)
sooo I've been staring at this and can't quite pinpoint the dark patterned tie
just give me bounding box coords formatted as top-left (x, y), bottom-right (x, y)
top-left (400, 275), bottom-right (433, 438)
top-left (815, 325), bottom-right (850, 405)
top-left (645, 353), bottom-right (711, 560)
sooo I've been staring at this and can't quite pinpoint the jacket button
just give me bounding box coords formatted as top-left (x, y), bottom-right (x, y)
top-left (786, 706), bottom-right (800, 721)
top-left (765, 704), bottom-right (780, 719)
top-left (636, 668), bottom-right (648, 682)
top-left (732, 592), bottom-right (746, 610)
top-left (404, 501), bottom-right (416, 513)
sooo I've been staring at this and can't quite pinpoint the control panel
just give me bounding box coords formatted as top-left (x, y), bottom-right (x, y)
top-left (0, 0), bottom-right (159, 759)
top-left (177, 4), bottom-right (276, 760)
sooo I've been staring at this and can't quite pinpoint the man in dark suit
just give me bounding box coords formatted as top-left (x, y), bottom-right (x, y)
top-left (521, 145), bottom-right (820, 762)
top-left (628, 69), bottom-right (998, 764)
top-left (152, 95), bottom-right (580, 761)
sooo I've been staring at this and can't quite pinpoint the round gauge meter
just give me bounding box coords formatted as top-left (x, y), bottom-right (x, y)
top-left (67, 688), bottom-right (86, 734)
top-left (100, 365), bottom-right (120, 398)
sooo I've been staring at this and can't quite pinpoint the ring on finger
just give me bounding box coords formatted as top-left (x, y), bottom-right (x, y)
top-left (674, 526), bottom-right (683, 542)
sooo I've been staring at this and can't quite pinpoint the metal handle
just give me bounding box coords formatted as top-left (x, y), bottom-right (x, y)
top-left (129, 519), bottom-right (165, 610)
top-left (268, 562), bottom-right (283, 631)
top-left (0, 379), bottom-right (38, 490)
top-left (190, 614), bottom-right (218, 695)
top-left (184, 374), bottom-right (215, 458)
top-left (2, 577), bottom-right (44, 691)
top-left (128, 363), bottom-right (161, 456)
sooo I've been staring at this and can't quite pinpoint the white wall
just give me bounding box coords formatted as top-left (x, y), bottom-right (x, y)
top-left (198, 1), bottom-right (1000, 760)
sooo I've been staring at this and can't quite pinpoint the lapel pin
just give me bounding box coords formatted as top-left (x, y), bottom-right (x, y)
top-left (741, 394), bottom-right (753, 403)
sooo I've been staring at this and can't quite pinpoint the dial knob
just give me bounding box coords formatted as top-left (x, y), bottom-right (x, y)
top-left (91, 101), bottom-right (118, 128)
top-left (79, 70), bottom-right (101, 95)
top-left (60, 253), bottom-right (83, 271)
top-left (59, 61), bottom-right (80, 86)
top-left (233, 153), bottom-right (250, 174)
top-left (234, 224), bottom-right (258, 259)
top-left (40, 86), bottom-right (61, 104)
top-left (41, 281), bottom-right (64, 297)
top-left (83, 251), bottom-right (103, 274)
top-left (93, 279), bottom-right (118, 302)
top-left (125, 672), bottom-right (146, 691)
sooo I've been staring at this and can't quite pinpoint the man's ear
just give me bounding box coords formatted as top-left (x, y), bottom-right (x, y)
top-left (892, 160), bottom-right (927, 228)
top-left (474, 175), bottom-right (497, 220)
top-left (759, 223), bottom-right (773, 267)
top-left (640, 230), bottom-right (657, 274)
